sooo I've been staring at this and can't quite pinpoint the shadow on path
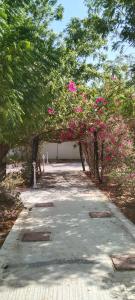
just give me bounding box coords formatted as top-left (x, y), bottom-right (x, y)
top-left (0, 171), bottom-right (135, 300)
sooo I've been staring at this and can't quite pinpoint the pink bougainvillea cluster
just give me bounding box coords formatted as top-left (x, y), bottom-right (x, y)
top-left (96, 117), bottom-right (133, 164)
top-left (94, 97), bottom-right (108, 113)
top-left (68, 81), bottom-right (77, 92)
top-left (60, 129), bottom-right (74, 141)
top-left (74, 106), bottom-right (83, 113)
top-left (95, 97), bottom-right (107, 105)
top-left (47, 80), bottom-right (133, 180)
top-left (48, 107), bottom-right (55, 115)
top-left (68, 120), bottom-right (77, 129)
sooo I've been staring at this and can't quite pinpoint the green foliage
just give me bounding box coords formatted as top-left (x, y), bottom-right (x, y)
top-left (0, 0), bottom-right (108, 147)
top-left (85, 0), bottom-right (135, 46)
top-left (99, 62), bottom-right (135, 118)
top-left (0, 0), bottom-right (64, 145)
top-left (1, 0), bottom-right (134, 150)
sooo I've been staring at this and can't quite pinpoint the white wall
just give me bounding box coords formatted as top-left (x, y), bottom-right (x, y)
top-left (39, 141), bottom-right (80, 160)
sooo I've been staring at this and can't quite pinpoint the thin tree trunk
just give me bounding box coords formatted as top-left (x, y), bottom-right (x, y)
top-left (86, 136), bottom-right (94, 175)
top-left (79, 142), bottom-right (85, 172)
top-left (93, 141), bottom-right (96, 176)
top-left (101, 142), bottom-right (104, 181)
top-left (93, 132), bottom-right (102, 183)
top-left (81, 142), bottom-right (90, 170)
top-left (0, 144), bottom-right (9, 181)
top-left (30, 136), bottom-right (39, 186)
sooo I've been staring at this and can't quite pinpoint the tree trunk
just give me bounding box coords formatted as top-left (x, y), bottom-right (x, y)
top-left (81, 142), bottom-right (90, 170)
top-left (100, 142), bottom-right (104, 181)
top-left (93, 132), bottom-right (102, 183)
top-left (0, 144), bottom-right (9, 181)
top-left (86, 136), bottom-right (94, 174)
top-left (79, 142), bottom-right (85, 172)
top-left (30, 136), bottom-right (39, 186)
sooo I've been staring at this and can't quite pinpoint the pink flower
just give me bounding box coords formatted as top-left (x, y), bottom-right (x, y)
top-left (74, 106), bottom-right (83, 113)
top-left (67, 131), bottom-right (73, 139)
top-left (99, 131), bottom-right (106, 140)
top-left (88, 127), bottom-right (96, 133)
top-left (68, 121), bottom-right (76, 129)
top-left (48, 108), bottom-right (55, 115)
top-left (95, 97), bottom-right (107, 106)
top-left (60, 129), bottom-right (73, 141)
top-left (111, 137), bottom-right (116, 145)
top-left (105, 156), bottom-right (112, 161)
top-left (96, 97), bottom-right (105, 103)
top-left (99, 122), bottom-right (106, 129)
top-left (130, 173), bottom-right (135, 178)
top-left (127, 140), bottom-right (132, 145)
top-left (68, 81), bottom-right (77, 92)
top-left (106, 147), bottom-right (111, 152)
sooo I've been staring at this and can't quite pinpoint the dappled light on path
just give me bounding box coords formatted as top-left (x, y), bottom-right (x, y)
top-left (0, 167), bottom-right (135, 299)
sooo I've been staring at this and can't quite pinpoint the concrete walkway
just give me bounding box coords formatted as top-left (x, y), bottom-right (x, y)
top-left (0, 164), bottom-right (135, 299)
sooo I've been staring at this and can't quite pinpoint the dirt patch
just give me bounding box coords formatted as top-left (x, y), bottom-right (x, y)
top-left (85, 172), bottom-right (135, 225)
top-left (0, 189), bottom-right (23, 248)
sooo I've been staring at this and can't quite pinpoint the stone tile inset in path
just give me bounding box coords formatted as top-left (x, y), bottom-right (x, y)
top-left (22, 231), bottom-right (51, 242)
top-left (89, 211), bottom-right (113, 218)
top-left (111, 255), bottom-right (135, 271)
top-left (35, 202), bottom-right (54, 208)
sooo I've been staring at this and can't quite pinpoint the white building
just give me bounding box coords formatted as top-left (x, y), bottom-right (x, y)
top-left (39, 141), bottom-right (80, 160)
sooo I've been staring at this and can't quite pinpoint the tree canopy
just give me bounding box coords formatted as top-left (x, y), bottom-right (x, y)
top-left (0, 0), bottom-right (134, 184)
top-left (0, 0), bottom-right (64, 144)
top-left (0, 0), bottom-right (108, 147)
top-left (85, 0), bottom-right (135, 47)
top-left (0, 0), bottom-right (134, 146)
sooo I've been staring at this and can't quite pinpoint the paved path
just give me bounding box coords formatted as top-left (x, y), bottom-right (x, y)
top-left (6, 161), bottom-right (89, 174)
top-left (0, 164), bottom-right (135, 299)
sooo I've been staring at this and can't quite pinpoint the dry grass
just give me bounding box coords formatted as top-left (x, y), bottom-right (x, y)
top-left (0, 173), bottom-right (24, 247)
top-left (86, 167), bottom-right (135, 224)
